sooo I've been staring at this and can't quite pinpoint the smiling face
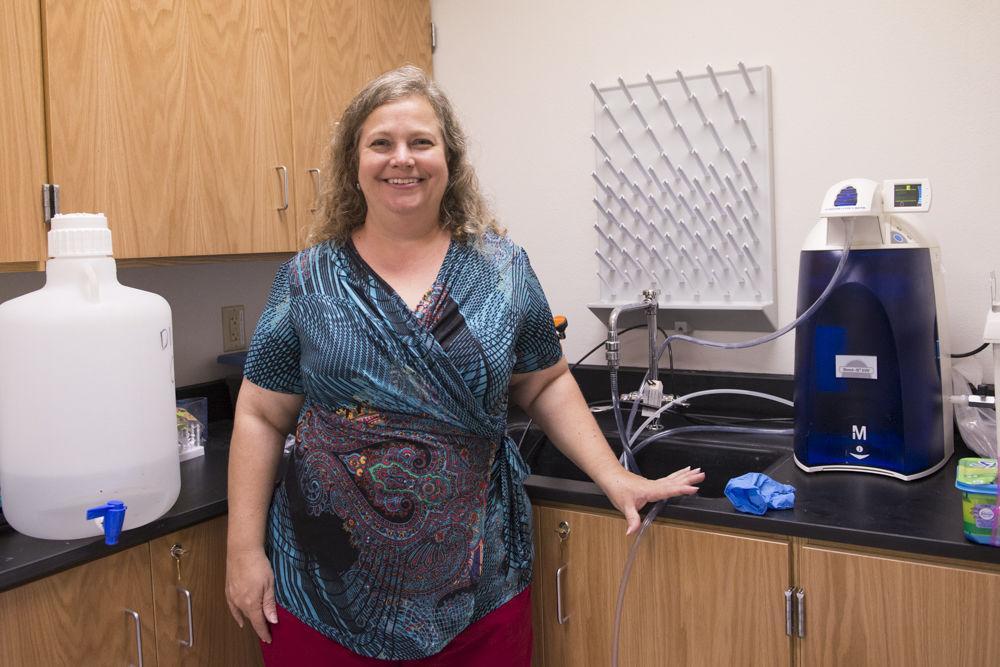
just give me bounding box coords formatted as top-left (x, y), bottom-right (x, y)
top-left (357, 95), bottom-right (449, 226)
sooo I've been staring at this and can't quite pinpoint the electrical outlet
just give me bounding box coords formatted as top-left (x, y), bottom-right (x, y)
top-left (221, 305), bottom-right (246, 352)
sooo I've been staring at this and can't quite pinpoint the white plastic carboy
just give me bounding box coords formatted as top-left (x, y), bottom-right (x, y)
top-left (0, 213), bottom-right (179, 543)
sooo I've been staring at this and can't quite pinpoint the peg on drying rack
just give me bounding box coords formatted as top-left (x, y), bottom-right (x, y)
top-left (680, 245), bottom-right (695, 264)
top-left (710, 268), bottom-right (721, 285)
top-left (631, 155), bottom-right (649, 179)
top-left (740, 160), bottom-right (758, 190)
top-left (678, 192), bottom-right (696, 217)
top-left (677, 218), bottom-right (694, 239)
top-left (617, 129), bottom-right (637, 155)
top-left (738, 117), bottom-right (757, 149)
top-left (592, 197), bottom-right (616, 222)
top-left (726, 229), bottom-right (742, 254)
top-left (590, 134), bottom-right (612, 161)
top-left (741, 188), bottom-right (759, 217)
top-left (629, 102), bottom-right (649, 127)
top-left (644, 73), bottom-right (664, 99)
top-left (742, 216), bottom-right (759, 243)
top-left (724, 203), bottom-right (740, 225)
top-left (675, 124), bottom-right (693, 152)
top-left (690, 95), bottom-right (708, 124)
top-left (679, 269), bottom-right (691, 285)
top-left (662, 180), bottom-right (680, 205)
top-left (661, 228), bottom-right (679, 250)
top-left (589, 81), bottom-right (609, 107)
top-left (693, 179), bottom-right (712, 208)
top-left (744, 267), bottom-right (756, 288)
top-left (675, 70), bottom-right (693, 99)
top-left (649, 167), bottom-right (668, 191)
top-left (707, 163), bottom-right (725, 189)
top-left (741, 243), bottom-right (760, 271)
top-left (722, 90), bottom-right (739, 122)
top-left (593, 223), bottom-right (618, 249)
top-left (660, 152), bottom-right (679, 178)
top-left (627, 206), bottom-right (647, 225)
top-left (694, 205), bottom-right (710, 228)
top-left (594, 249), bottom-right (618, 272)
top-left (706, 121), bottom-right (725, 151)
top-left (705, 65), bottom-right (723, 96)
top-left (616, 77), bottom-right (636, 105)
top-left (691, 150), bottom-right (710, 178)
top-left (737, 62), bottom-right (755, 93)
top-left (695, 256), bottom-right (708, 274)
top-left (722, 147), bottom-right (739, 172)
top-left (677, 167), bottom-right (694, 193)
top-left (693, 230), bottom-right (710, 253)
top-left (710, 244), bottom-right (724, 264)
top-left (591, 173), bottom-right (617, 199)
top-left (726, 254), bottom-right (741, 278)
top-left (724, 174), bottom-right (741, 200)
top-left (708, 191), bottom-right (727, 218)
top-left (661, 207), bottom-right (678, 227)
top-left (708, 216), bottom-right (725, 239)
top-left (646, 127), bottom-right (665, 153)
top-left (650, 246), bottom-right (671, 270)
top-left (602, 106), bottom-right (624, 131)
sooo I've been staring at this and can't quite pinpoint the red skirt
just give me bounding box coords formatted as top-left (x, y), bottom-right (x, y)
top-left (261, 586), bottom-right (532, 666)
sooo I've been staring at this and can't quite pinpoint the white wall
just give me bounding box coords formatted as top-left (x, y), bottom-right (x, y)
top-left (0, 259), bottom-right (283, 387)
top-left (431, 0), bottom-right (1000, 377)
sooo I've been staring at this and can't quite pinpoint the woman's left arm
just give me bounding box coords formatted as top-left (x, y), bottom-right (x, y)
top-left (510, 358), bottom-right (704, 535)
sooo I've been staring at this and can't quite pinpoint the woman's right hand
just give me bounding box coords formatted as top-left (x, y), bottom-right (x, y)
top-left (225, 547), bottom-right (278, 643)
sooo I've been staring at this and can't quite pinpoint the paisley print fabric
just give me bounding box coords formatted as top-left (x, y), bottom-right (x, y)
top-left (243, 232), bottom-right (562, 659)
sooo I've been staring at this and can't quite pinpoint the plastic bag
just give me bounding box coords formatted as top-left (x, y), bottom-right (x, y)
top-left (953, 360), bottom-right (997, 458)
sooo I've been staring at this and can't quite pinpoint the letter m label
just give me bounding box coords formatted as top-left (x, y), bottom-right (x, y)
top-left (852, 425), bottom-right (867, 441)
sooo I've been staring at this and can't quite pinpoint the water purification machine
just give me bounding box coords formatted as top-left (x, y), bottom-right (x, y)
top-left (793, 178), bottom-right (952, 480)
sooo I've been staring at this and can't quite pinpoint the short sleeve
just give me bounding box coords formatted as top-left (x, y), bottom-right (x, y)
top-left (512, 248), bottom-right (563, 374)
top-left (243, 260), bottom-right (304, 394)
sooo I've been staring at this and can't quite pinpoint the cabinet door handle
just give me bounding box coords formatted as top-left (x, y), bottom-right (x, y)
top-left (796, 588), bottom-right (806, 638)
top-left (177, 586), bottom-right (194, 648)
top-left (124, 608), bottom-right (143, 667)
top-left (555, 564), bottom-right (569, 625)
top-left (784, 587), bottom-right (794, 636)
top-left (307, 168), bottom-right (321, 213)
top-left (275, 165), bottom-right (289, 211)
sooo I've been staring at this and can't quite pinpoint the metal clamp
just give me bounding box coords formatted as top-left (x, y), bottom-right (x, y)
top-left (307, 168), bottom-right (321, 213)
top-left (555, 565), bottom-right (569, 624)
top-left (124, 608), bottom-right (143, 667)
top-left (178, 586), bottom-right (194, 648)
top-left (275, 166), bottom-right (289, 211)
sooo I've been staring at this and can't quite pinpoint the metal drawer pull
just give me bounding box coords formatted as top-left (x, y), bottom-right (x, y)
top-left (796, 588), bottom-right (806, 638)
top-left (275, 165), bottom-right (289, 211)
top-left (555, 564), bottom-right (569, 625)
top-left (124, 608), bottom-right (143, 667)
top-left (178, 586), bottom-right (194, 648)
top-left (784, 587), bottom-right (794, 636)
top-left (308, 168), bottom-right (321, 212)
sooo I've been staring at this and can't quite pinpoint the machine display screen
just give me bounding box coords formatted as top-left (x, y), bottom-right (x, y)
top-left (894, 183), bottom-right (922, 207)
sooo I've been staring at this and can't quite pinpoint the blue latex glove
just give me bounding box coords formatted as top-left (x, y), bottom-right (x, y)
top-left (724, 473), bottom-right (796, 515)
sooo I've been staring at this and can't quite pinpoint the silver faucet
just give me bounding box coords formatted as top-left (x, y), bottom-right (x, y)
top-left (606, 289), bottom-right (664, 431)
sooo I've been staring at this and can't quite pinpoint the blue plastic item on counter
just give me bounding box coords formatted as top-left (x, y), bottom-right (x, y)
top-left (85, 500), bottom-right (128, 545)
top-left (725, 473), bottom-right (796, 515)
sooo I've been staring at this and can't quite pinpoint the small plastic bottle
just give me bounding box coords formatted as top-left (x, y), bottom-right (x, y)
top-left (0, 213), bottom-right (179, 540)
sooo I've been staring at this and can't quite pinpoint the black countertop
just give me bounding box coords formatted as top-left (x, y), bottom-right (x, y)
top-left (3, 370), bottom-right (1000, 593)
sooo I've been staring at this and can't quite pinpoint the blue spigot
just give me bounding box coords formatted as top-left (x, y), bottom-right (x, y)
top-left (85, 500), bottom-right (127, 545)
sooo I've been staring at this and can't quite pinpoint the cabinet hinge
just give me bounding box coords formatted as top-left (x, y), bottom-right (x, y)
top-left (431, 22), bottom-right (437, 53)
top-left (42, 183), bottom-right (60, 225)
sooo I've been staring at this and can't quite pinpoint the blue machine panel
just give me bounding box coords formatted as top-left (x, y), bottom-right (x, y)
top-left (794, 248), bottom-right (945, 477)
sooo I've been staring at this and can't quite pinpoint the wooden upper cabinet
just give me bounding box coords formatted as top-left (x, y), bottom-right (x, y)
top-left (0, 1), bottom-right (47, 266)
top-left (288, 0), bottom-right (433, 246)
top-left (42, 0), bottom-right (297, 259)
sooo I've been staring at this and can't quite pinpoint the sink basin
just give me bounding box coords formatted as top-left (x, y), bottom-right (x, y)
top-left (510, 422), bottom-right (790, 499)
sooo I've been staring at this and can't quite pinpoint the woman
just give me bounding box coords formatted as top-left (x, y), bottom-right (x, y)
top-left (225, 65), bottom-right (704, 665)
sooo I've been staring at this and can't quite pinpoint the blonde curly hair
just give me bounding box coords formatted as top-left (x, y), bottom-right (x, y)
top-left (307, 66), bottom-right (502, 246)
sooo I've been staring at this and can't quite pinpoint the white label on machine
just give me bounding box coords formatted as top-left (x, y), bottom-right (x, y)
top-left (836, 355), bottom-right (878, 380)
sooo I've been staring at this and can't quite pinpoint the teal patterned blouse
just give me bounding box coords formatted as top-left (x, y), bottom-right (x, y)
top-left (243, 232), bottom-right (562, 659)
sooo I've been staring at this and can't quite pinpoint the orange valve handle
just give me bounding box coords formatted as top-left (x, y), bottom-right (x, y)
top-left (553, 315), bottom-right (568, 339)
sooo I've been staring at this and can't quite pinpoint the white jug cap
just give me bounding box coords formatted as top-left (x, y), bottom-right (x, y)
top-left (48, 213), bottom-right (113, 258)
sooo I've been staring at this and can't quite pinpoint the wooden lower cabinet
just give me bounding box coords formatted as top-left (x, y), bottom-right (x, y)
top-left (0, 544), bottom-right (157, 666)
top-left (150, 515), bottom-right (263, 666)
top-left (533, 503), bottom-right (791, 667)
top-left (0, 515), bottom-right (262, 666)
top-left (796, 544), bottom-right (1000, 666)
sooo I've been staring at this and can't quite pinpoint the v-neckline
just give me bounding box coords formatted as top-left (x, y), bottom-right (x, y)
top-left (346, 236), bottom-right (456, 317)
